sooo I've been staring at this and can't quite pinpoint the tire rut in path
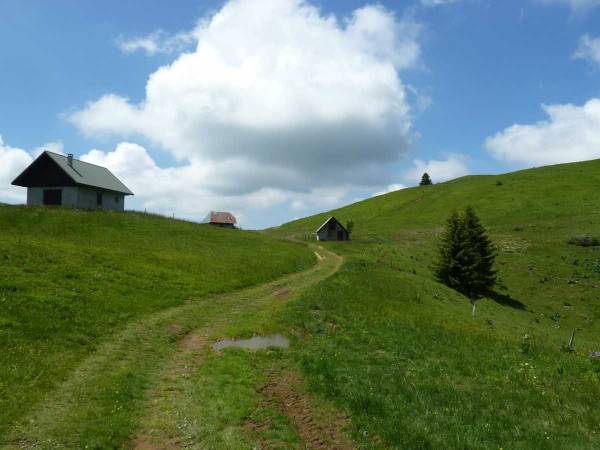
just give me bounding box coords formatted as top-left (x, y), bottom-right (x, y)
top-left (132, 327), bottom-right (215, 450)
top-left (251, 370), bottom-right (355, 450)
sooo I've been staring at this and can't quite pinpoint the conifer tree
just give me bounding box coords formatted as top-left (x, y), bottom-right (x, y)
top-left (346, 219), bottom-right (354, 239)
top-left (435, 207), bottom-right (497, 302)
top-left (420, 173), bottom-right (433, 186)
top-left (463, 206), bottom-right (497, 296)
top-left (435, 211), bottom-right (469, 292)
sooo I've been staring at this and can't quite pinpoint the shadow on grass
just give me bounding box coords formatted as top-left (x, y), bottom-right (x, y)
top-left (488, 291), bottom-right (527, 310)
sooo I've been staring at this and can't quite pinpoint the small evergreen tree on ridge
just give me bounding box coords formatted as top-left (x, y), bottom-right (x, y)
top-left (420, 173), bottom-right (433, 186)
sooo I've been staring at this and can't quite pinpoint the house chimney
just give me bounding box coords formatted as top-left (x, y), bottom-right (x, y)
top-left (67, 154), bottom-right (73, 167)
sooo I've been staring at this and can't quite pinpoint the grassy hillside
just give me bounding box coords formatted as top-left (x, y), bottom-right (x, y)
top-left (0, 205), bottom-right (314, 436)
top-left (2, 160), bottom-right (599, 448)
top-left (271, 160), bottom-right (600, 448)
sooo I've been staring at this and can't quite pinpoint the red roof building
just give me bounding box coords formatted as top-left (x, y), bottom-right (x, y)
top-left (203, 211), bottom-right (237, 228)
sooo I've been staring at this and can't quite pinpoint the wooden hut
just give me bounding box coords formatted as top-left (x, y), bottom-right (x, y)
top-left (315, 216), bottom-right (349, 241)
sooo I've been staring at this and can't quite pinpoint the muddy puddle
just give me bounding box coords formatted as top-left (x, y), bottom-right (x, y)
top-left (213, 334), bottom-right (289, 351)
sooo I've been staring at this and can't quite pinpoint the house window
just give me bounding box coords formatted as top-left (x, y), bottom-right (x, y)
top-left (43, 189), bottom-right (62, 206)
top-left (96, 192), bottom-right (103, 207)
top-left (115, 194), bottom-right (119, 203)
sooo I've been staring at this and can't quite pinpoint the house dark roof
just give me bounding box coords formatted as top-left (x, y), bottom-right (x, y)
top-left (206, 211), bottom-right (237, 225)
top-left (315, 216), bottom-right (348, 233)
top-left (12, 151), bottom-right (133, 195)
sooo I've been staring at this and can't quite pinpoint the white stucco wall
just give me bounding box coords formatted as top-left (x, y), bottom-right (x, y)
top-left (100, 191), bottom-right (125, 211)
top-left (62, 187), bottom-right (79, 208)
top-left (26, 187), bottom-right (76, 207)
top-left (77, 187), bottom-right (125, 211)
top-left (27, 187), bottom-right (44, 206)
top-left (76, 187), bottom-right (98, 210)
top-left (26, 186), bottom-right (125, 211)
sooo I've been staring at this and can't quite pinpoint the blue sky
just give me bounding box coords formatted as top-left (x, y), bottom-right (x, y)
top-left (1, 0), bottom-right (600, 228)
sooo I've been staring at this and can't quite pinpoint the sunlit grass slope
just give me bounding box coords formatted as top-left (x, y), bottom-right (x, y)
top-left (273, 159), bottom-right (600, 449)
top-left (0, 205), bottom-right (314, 435)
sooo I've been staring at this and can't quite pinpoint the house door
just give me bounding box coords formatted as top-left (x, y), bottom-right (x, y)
top-left (43, 189), bottom-right (62, 206)
top-left (329, 220), bottom-right (337, 239)
top-left (337, 230), bottom-right (344, 241)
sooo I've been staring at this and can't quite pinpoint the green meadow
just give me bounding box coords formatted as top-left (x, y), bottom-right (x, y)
top-left (1, 158), bottom-right (599, 449)
top-left (0, 206), bottom-right (313, 440)
top-left (271, 159), bottom-right (600, 448)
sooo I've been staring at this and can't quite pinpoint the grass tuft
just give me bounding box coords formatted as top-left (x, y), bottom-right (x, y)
top-left (568, 235), bottom-right (600, 247)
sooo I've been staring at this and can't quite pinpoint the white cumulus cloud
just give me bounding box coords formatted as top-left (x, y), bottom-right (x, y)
top-left (485, 99), bottom-right (600, 166)
top-left (80, 142), bottom-right (350, 227)
top-left (70, 0), bottom-right (421, 203)
top-left (372, 183), bottom-right (406, 197)
top-left (0, 136), bottom-right (34, 203)
top-left (116, 30), bottom-right (195, 56)
top-left (573, 34), bottom-right (600, 66)
top-left (32, 141), bottom-right (64, 157)
top-left (403, 154), bottom-right (470, 184)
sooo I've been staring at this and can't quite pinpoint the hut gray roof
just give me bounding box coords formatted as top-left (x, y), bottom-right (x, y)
top-left (12, 151), bottom-right (133, 195)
